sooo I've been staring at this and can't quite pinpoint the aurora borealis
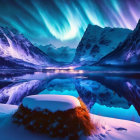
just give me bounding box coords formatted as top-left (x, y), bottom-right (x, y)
top-left (0, 0), bottom-right (140, 47)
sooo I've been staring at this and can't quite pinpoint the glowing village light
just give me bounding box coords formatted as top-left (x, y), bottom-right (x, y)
top-left (53, 69), bottom-right (84, 74)
top-left (78, 70), bottom-right (84, 74)
top-left (45, 65), bottom-right (84, 74)
top-left (68, 66), bottom-right (74, 70)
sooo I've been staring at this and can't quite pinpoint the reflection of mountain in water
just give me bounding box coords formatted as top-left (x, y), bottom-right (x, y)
top-left (0, 72), bottom-right (140, 117)
top-left (88, 76), bottom-right (140, 115)
top-left (0, 74), bottom-right (77, 105)
top-left (0, 80), bottom-right (46, 105)
top-left (74, 79), bottom-right (130, 110)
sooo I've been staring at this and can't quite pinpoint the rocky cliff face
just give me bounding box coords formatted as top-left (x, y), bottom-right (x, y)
top-left (73, 24), bottom-right (131, 65)
top-left (97, 20), bottom-right (140, 66)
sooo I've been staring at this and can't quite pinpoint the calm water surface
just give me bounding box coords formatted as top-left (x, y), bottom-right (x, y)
top-left (0, 69), bottom-right (140, 123)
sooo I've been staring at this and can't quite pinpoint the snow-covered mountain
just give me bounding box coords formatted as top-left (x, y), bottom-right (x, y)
top-left (37, 44), bottom-right (76, 63)
top-left (97, 20), bottom-right (140, 66)
top-left (73, 24), bottom-right (131, 65)
top-left (0, 27), bottom-right (56, 68)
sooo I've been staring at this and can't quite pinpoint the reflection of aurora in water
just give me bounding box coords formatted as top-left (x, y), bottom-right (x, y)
top-left (0, 0), bottom-right (140, 46)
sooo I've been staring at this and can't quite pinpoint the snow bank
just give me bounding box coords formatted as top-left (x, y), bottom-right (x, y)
top-left (89, 114), bottom-right (140, 140)
top-left (22, 95), bottom-right (81, 112)
top-left (0, 103), bottom-right (18, 116)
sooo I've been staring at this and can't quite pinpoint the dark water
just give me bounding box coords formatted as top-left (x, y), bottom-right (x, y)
top-left (0, 69), bottom-right (140, 123)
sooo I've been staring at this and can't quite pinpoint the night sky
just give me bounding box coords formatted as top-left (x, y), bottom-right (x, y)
top-left (0, 0), bottom-right (140, 47)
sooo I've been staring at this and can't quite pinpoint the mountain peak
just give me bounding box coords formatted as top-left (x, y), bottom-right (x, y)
top-left (73, 24), bottom-right (131, 65)
top-left (96, 19), bottom-right (140, 66)
top-left (135, 19), bottom-right (140, 31)
top-left (86, 24), bottom-right (102, 31)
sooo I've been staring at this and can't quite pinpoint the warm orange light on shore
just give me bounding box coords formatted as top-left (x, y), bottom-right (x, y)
top-left (46, 68), bottom-right (84, 74)
top-left (68, 66), bottom-right (75, 70)
top-left (78, 70), bottom-right (84, 73)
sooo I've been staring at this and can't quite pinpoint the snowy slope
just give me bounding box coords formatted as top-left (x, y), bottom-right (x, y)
top-left (0, 27), bottom-right (56, 67)
top-left (97, 19), bottom-right (140, 66)
top-left (73, 24), bottom-right (131, 65)
top-left (0, 103), bottom-right (140, 140)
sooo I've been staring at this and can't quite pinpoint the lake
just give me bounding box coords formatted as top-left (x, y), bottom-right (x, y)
top-left (0, 69), bottom-right (140, 123)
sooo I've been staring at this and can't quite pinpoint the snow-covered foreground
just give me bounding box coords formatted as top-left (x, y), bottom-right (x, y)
top-left (0, 103), bottom-right (140, 140)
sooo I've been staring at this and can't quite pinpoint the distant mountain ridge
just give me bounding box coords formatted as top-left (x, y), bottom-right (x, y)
top-left (73, 24), bottom-right (131, 65)
top-left (37, 44), bottom-right (76, 63)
